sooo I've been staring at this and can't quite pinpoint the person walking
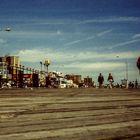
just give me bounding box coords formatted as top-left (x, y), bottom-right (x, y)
top-left (98, 73), bottom-right (104, 88)
top-left (135, 79), bottom-right (138, 89)
top-left (107, 73), bottom-right (114, 89)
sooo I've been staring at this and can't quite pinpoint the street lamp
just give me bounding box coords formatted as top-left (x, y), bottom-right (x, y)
top-left (15, 64), bottom-right (18, 87)
top-left (116, 56), bottom-right (128, 80)
top-left (116, 56), bottom-right (128, 88)
top-left (22, 66), bottom-right (25, 74)
top-left (29, 68), bottom-right (32, 74)
top-left (125, 59), bottom-right (128, 80)
top-left (40, 61), bottom-right (43, 73)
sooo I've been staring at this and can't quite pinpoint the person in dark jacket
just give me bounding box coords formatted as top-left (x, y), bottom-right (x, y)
top-left (107, 73), bottom-right (114, 89)
top-left (98, 73), bottom-right (104, 88)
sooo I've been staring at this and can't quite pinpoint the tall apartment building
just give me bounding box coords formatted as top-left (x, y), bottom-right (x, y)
top-left (0, 56), bottom-right (20, 66)
top-left (0, 56), bottom-right (20, 79)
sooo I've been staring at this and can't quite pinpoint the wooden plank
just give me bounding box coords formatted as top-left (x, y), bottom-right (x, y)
top-left (0, 88), bottom-right (140, 140)
top-left (0, 120), bottom-right (140, 140)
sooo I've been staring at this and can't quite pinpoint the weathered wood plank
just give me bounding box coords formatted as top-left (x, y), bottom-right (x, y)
top-left (0, 88), bottom-right (140, 140)
top-left (0, 120), bottom-right (140, 140)
top-left (0, 112), bottom-right (140, 135)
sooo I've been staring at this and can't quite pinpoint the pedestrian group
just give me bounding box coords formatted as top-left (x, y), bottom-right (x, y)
top-left (98, 73), bottom-right (114, 89)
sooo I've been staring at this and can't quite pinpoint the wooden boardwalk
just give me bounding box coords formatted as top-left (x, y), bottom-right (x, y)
top-left (0, 88), bottom-right (140, 140)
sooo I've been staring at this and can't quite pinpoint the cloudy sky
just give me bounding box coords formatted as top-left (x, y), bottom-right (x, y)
top-left (0, 0), bottom-right (140, 83)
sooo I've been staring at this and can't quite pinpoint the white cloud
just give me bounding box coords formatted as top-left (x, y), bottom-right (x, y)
top-left (79, 17), bottom-right (140, 24)
top-left (97, 29), bottom-right (112, 37)
top-left (56, 30), bottom-right (62, 35)
top-left (132, 34), bottom-right (140, 39)
top-left (16, 48), bottom-right (72, 63)
top-left (10, 30), bottom-right (63, 37)
top-left (16, 18), bottom-right (79, 27)
top-left (85, 35), bottom-right (95, 41)
top-left (14, 48), bottom-right (139, 82)
top-left (109, 39), bottom-right (140, 49)
top-left (69, 51), bottom-right (139, 61)
top-left (15, 48), bottom-right (139, 63)
top-left (0, 38), bottom-right (7, 44)
top-left (64, 29), bottom-right (112, 47)
top-left (64, 39), bottom-right (81, 46)
top-left (64, 62), bottom-right (124, 71)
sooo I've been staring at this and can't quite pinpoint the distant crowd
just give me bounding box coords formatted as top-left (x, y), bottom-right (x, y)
top-left (97, 73), bottom-right (139, 89)
top-left (0, 72), bottom-right (139, 89)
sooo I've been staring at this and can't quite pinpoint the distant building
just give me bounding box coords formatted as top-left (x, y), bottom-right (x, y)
top-left (0, 56), bottom-right (20, 80)
top-left (65, 74), bottom-right (82, 85)
top-left (84, 76), bottom-right (93, 87)
top-left (0, 56), bottom-right (20, 66)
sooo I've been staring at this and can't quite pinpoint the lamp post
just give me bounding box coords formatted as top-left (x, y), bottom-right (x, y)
top-left (116, 56), bottom-right (128, 88)
top-left (125, 59), bottom-right (128, 80)
top-left (6, 62), bottom-right (9, 82)
top-left (29, 68), bottom-right (32, 74)
top-left (40, 61), bottom-right (43, 81)
top-left (40, 61), bottom-right (43, 73)
top-left (22, 66), bottom-right (25, 74)
top-left (26, 67), bottom-right (28, 74)
top-left (15, 64), bottom-right (18, 87)
top-left (32, 68), bottom-right (35, 74)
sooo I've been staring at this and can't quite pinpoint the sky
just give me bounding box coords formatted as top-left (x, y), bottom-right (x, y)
top-left (0, 0), bottom-right (140, 83)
